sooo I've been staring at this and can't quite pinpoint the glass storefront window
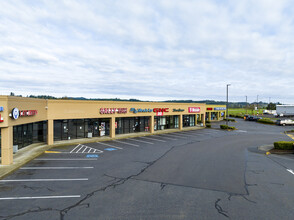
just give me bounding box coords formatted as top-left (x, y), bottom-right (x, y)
top-left (115, 117), bottom-right (149, 134)
top-left (13, 121), bottom-right (47, 150)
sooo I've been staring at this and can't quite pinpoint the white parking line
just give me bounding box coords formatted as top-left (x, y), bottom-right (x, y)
top-left (287, 169), bottom-right (294, 175)
top-left (171, 133), bottom-right (195, 137)
top-left (157, 135), bottom-right (178, 140)
top-left (113, 140), bottom-right (140, 147)
top-left (96, 142), bottom-right (123, 149)
top-left (162, 133), bottom-right (186, 139)
top-left (139, 136), bottom-right (166, 142)
top-left (70, 144), bottom-right (81, 153)
top-left (129, 138), bottom-right (154, 144)
top-left (0, 178), bottom-right (88, 182)
top-left (21, 167), bottom-right (93, 170)
top-left (35, 159), bottom-right (98, 161)
top-left (0, 195), bottom-right (81, 200)
top-left (70, 144), bottom-right (103, 153)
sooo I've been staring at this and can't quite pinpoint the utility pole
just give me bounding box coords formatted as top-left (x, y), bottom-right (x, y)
top-left (257, 95), bottom-right (259, 115)
top-left (226, 84), bottom-right (231, 126)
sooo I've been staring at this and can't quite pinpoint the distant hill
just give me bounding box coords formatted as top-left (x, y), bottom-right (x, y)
top-left (10, 93), bottom-right (276, 107)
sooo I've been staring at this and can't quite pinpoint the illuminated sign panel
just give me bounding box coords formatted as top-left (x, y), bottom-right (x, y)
top-left (10, 108), bottom-right (38, 120)
top-left (0, 106), bottom-right (3, 122)
top-left (214, 107), bottom-right (226, 110)
top-left (188, 107), bottom-right (200, 113)
top-left (100, 108), bottom-right (127, 114)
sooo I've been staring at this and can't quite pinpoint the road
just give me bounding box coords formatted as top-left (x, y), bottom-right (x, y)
top-left (0, 119), bottom-right (294, 219)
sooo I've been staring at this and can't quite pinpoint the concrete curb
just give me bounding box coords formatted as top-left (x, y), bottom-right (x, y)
top-left (0, 126), bottom-right (205, 179)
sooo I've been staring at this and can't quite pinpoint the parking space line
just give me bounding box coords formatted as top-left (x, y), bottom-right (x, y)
top-left (139, 136), bottom-right (166, 142)
top-left (162, 133), bottom-right (186, 139)
top-left (0, 178), bottom-right (88, 182)
top-left (0, 195), bottom-right (81, 200)
top-left (172, 133), bottom-right (195, 137)
top-left (287, 169), bottom-right (294, 175)
top-left (70, 144), bottom-right (103, 153)
top-left (70, 144), bottom-right (81, 153)
top-left (21, 167), bottom-right (93, 170)
top-left (129, 138), bottom-right (154, 144)
top-left (35, 159), bottom-right (98, 161)
top-left (157, 135), bottom-right (178, 140)
top-left (96, 142), bottom-right (123, 149)
top-left (113, 140), bottom-right (140, 147)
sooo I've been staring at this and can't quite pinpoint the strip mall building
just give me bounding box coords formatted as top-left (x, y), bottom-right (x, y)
top-left (0, 96), bottom-right (226, 165)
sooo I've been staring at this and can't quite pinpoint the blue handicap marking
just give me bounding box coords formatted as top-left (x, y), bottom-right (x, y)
top-left (86, 154), bottom-right (99, 158)
top-left (104, 148), bottom-right (117, 151)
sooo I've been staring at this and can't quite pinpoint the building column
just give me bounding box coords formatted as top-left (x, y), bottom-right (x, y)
top-left (179, 115), bottom-right (183, 130)
top-left (150, 116), bottom-right (154, 133)
top-left (1, 126), bottom-right (13, 165)
top-left (195, 114), bottom-right (198, 126)
top-left (47, 120), bottom-right (54, 145)
top-left (110, 117), bottom-right (116, 138)
top-left (217, 112), bottom-right (220, 121)
top-left (201, 114), bottom-right (205, 127)
top-left (208, 112), bottom-right (211, 122)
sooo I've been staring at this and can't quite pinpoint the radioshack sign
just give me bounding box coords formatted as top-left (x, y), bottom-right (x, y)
top-left (10, 108), bottom-right (38, 120)
top-left (188, 107), bottom-right (200, 113)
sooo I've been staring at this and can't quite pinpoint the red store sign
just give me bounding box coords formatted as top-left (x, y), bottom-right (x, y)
top-left (100, 108), bottom-right (127, 114)
top-left (188, 107), bottom-right (200, 113)
top-left (20, 110), bottom-right (38, 117)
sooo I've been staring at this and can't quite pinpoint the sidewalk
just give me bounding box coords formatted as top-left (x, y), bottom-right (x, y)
top-left (0, 126), bottom-right (204, 179)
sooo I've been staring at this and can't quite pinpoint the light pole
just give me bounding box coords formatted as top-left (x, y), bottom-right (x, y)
top-left (245, 95), bottom-right (248, 114)
top-left (226, 84), bottom-right (231, 126)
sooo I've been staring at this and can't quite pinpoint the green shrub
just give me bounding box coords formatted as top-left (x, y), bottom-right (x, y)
top-left (257, 118), bottom-right (275, 124)
top-left (225, 119), bottom-right (236, 122)
top-left (274, 141), bottom-right (294, 150)
top-left (220, 125), bottom-right (236, 130)
top-left (206, 124), bottom-right (211, 128)
top-left (205, 121), bottom-right (211, 124)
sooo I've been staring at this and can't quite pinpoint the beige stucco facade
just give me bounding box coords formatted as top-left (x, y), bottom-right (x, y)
top-left (0, 96), bottom-right (225, 165)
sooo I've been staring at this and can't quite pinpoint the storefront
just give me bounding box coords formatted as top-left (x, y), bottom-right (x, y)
top-left (205, 105), bottom-right (226, 121)
top-left (154, 115), bottom-right (179, 130)
top-left (1, 96), bottom-right (228, 165)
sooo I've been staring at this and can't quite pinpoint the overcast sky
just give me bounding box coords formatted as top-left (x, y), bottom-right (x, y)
top-left (0, 0), bottom-right (293, 103)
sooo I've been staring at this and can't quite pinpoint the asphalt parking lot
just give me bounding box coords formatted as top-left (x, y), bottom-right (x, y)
top-left (1, 119), bottom-right (294, 219)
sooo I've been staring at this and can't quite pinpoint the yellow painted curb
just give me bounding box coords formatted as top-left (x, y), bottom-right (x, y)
top-left (266, 152), bottom-right (271, 155)
top-left (45, 151), bottom-right (61, 153)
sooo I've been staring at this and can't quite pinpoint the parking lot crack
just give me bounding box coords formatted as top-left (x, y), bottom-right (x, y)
top-left (0, 207), bottom-right (59, 220)
top-left (215, 198), bottom-right (229, 218)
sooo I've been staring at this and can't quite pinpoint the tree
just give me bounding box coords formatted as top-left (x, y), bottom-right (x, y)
top-left (267, 103), bottom-right (276, 110)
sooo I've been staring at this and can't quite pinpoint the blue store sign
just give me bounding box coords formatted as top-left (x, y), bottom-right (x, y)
top-left (214, 107), bottom-right (226, 110)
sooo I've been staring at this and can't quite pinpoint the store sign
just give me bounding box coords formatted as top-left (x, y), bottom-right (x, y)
top-left (206, 108), bottom-right (213, 111)
top-left (173, 109), bottom-right (184, 112)
top-left (11, 108), bottom-right (20, 120)
top-left (188, 107), bottom-right (200, 113)
top-left (10, 108), bottom-right (37, 120)
top-left (130, 108), bottom-right (153, 114)
top-left (153, 108), bottom-right (169, 113)
top-left (130, 108), bottom-right (169, 114)
top-left (214, 107), bottom-right (226, 110)
top-left (0, 106), bottom-right (3, 123)
top-left (100, 108), bottom-right (127, 114)
top-left (20, 110), bottom-right (38, 116)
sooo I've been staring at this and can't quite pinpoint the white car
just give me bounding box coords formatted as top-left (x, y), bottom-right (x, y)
top-left (276, 119), bottom-right (294, 126)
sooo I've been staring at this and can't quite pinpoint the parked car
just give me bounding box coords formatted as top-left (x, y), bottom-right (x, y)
top-left (245, 115), bottom-right (262, 121)
top-left (276, 119), bottom-right (294, 126)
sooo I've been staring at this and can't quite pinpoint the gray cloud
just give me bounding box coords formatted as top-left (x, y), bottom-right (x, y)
top-left (0, 0), bottom-right (293, 103)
